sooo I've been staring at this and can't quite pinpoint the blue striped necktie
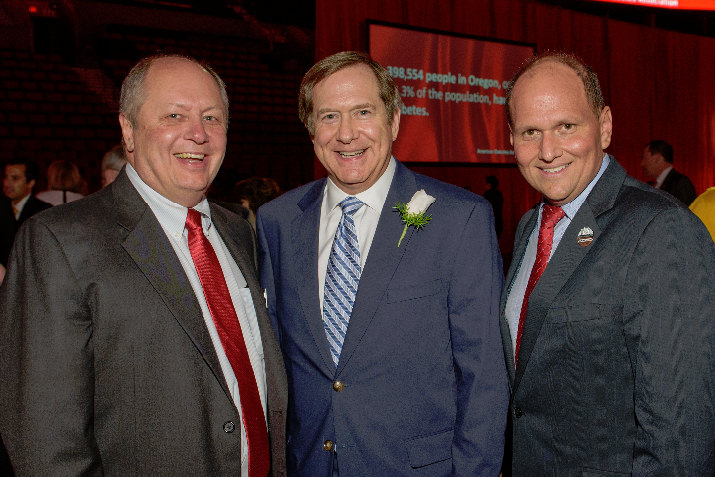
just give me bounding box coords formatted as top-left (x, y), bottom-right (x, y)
top-left (323, 196), bottom-right (363, 368)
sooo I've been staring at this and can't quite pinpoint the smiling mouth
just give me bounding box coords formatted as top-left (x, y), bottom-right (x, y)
top-left (542, 163), bottom-right (569, 173)
top-left (174, 153), bottom-right (205, 162)
top-left (338, 149), bottom-right (366, 158)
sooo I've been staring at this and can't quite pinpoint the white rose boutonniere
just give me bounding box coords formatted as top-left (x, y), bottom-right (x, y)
top-left (394, 189), bottom-right (436, 247)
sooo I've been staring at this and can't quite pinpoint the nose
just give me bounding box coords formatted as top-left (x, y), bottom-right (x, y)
top-left (187, 116), bottom-right (209, 144)
top-left (539, 132), bottom-right (562, 162)
top-left (336, 116), bottom-right (357, 144)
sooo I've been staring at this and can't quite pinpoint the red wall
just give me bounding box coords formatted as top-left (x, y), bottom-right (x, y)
top-left (314, 0), bottom-right (715, 255)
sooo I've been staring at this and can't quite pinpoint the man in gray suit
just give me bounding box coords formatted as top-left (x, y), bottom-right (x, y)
top-left (0, 54), bottom-right (286, 475)
top-left (501, 52), bottom-right (714, 475)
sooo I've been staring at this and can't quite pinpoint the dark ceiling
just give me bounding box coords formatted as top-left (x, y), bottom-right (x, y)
top-left (538, 0), bottom-right (714, 38)
top-left (101, 0), bottom-right (714, 37)
top-left (253, 0), bottom-right (714, 38)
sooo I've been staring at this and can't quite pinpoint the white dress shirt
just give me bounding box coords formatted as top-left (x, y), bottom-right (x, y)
top-left (318, 157), bottom-right (396, 311)
top-left (12, 193), bottom-right (31, 220)
top-left (126, 164), bottom-right (266, 476)
top-left (654, 165), bottom-right (673, 189)
top-left (505, 154), bottom-right (610, 361)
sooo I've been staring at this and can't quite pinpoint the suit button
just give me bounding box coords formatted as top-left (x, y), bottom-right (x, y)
top-left (323, 440), bottom-right (333, 451)
top-left (223, 421), bottom-right (235, 433)
top-left (332, 380), bottom-right (344, 392)
top-left (514, 407), bottom-right (524, 418)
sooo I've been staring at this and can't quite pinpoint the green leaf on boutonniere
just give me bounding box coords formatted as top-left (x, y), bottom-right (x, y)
top-left (393, 190), bottom-right (436, 247)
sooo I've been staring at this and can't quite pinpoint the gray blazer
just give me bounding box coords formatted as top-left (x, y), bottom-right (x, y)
top-left (500, 157), bottom-right (715, 475)
top-left (0, 170), bottom-right (287, 476)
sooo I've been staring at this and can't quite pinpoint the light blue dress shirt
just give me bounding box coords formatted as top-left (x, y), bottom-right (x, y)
top-left (505, 154), bottom-right (611, 360)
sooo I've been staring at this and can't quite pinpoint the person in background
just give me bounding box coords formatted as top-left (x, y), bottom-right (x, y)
top-left (0, 54), bottom-right (287, 475)
top-left (641, 139), bottom-right (696, 205)
top-left (689, 186), bottom-right (715, 241)
top-left (257, 51), bottom-right (507, 476)
top-left (36, 159), bottom-right (85, 205)
top-left (1, 158), bottom-right (51, 266)
top-left (501, 51), bottom-right (714, 475)
top-left (101, 144), bottom-right (128, 187)
top-left (233, 177), bottom-right (282, 228)
top-left (483, 175), bottom-right (504, 238)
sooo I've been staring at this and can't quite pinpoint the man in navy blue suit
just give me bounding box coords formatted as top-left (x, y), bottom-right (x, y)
top-left (257, 51), bottom-right (508, 476)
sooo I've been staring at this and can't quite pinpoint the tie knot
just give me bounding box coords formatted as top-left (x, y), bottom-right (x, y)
top-left (541, 204), bottom-right (565, 229)
top-left (339, 196), bottom-right (363, 217)
top-left (186, 208), bottom-right (203, 231)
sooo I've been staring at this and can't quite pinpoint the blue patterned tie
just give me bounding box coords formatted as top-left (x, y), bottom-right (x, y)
top-left (323, 196), bottom-right (363, 367)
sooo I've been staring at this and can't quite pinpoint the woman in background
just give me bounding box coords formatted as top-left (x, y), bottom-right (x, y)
top-left (36, 159), bottom-right (85, 205)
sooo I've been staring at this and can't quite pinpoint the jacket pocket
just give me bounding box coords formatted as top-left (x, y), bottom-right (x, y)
top-left (547, 303), bottom-right (623, 324)
top-left (387, 279), bottom-right (443, 303)
top-left (582, 467), bottom-right (630, 476)
top-left (406, 428), bottom-right (452, 468)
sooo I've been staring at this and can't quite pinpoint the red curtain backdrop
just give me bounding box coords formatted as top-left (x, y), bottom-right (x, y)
top-left (313, 0), bottom-right (715, 257)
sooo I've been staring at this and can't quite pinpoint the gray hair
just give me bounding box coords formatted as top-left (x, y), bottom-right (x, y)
top-left (101, 144), bottom-right (127, 172)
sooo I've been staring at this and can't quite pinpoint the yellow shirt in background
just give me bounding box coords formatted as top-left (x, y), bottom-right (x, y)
top-left (690, 187), bottom-right (715, 242)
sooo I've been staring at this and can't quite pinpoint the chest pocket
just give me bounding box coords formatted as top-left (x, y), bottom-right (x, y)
top-left (547, 303), bottom-right (623, 324)
top-left (386, 279), bottom-right (443, 303)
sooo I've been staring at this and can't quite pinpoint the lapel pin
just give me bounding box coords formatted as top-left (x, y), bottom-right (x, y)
top-left (577, 227), bottom-right (594, 247)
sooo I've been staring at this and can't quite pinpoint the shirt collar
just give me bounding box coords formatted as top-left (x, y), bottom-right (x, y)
top-left (324, 156), bottom-right (396, 215)
top-left (13, 193), bottom-right (31, 217)
top-left (552, 153), bottom-right (610, 220)
top-left (655, 165), bottom-right (673, 189)
top-left (125, 163), bottom-right (212, 237)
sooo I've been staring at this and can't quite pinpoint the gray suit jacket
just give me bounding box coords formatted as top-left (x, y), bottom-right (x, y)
top-left (500, 157), bottom-right (715, 475)
top-left (0, 170), bottom-right (287, 476)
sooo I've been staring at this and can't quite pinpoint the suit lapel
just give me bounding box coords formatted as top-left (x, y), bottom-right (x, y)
top-left (19, 196), bottom-right (46, 223)
top-left (113, 172), bottom-right (233, 402)
top-left (336, 162), bottom-right (418, 374)
top-left (291, 180), bottom-right (337, 373)
top-left (211, 204), bottom-right (288, 420)
top-left (211, 204), bottom-right (257, 283)
top-left (512, 205), bottom-right (601, 390)
top-left (513, 158), bottom-right (626, 392)
top-left (500, 207), bottom-right (538, 384)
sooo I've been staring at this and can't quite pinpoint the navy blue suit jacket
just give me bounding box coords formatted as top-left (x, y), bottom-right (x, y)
top-left (257, 161), bottom-right (508, 476)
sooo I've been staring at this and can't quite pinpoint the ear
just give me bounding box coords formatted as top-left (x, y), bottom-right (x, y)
top-left (391, 108), bottom-right (401, 141)
top-left (599, 106), bottom-right (613, 150)
top-left (509, 126), bottom-right (514, 147)
top-left (119, 113), bottom-right (135, 153)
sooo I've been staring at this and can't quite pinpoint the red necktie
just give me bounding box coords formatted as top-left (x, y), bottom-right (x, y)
top-left (185, 208), bottom-right (269, 477)
top-left (514, 204), bottom-right (565, 365)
